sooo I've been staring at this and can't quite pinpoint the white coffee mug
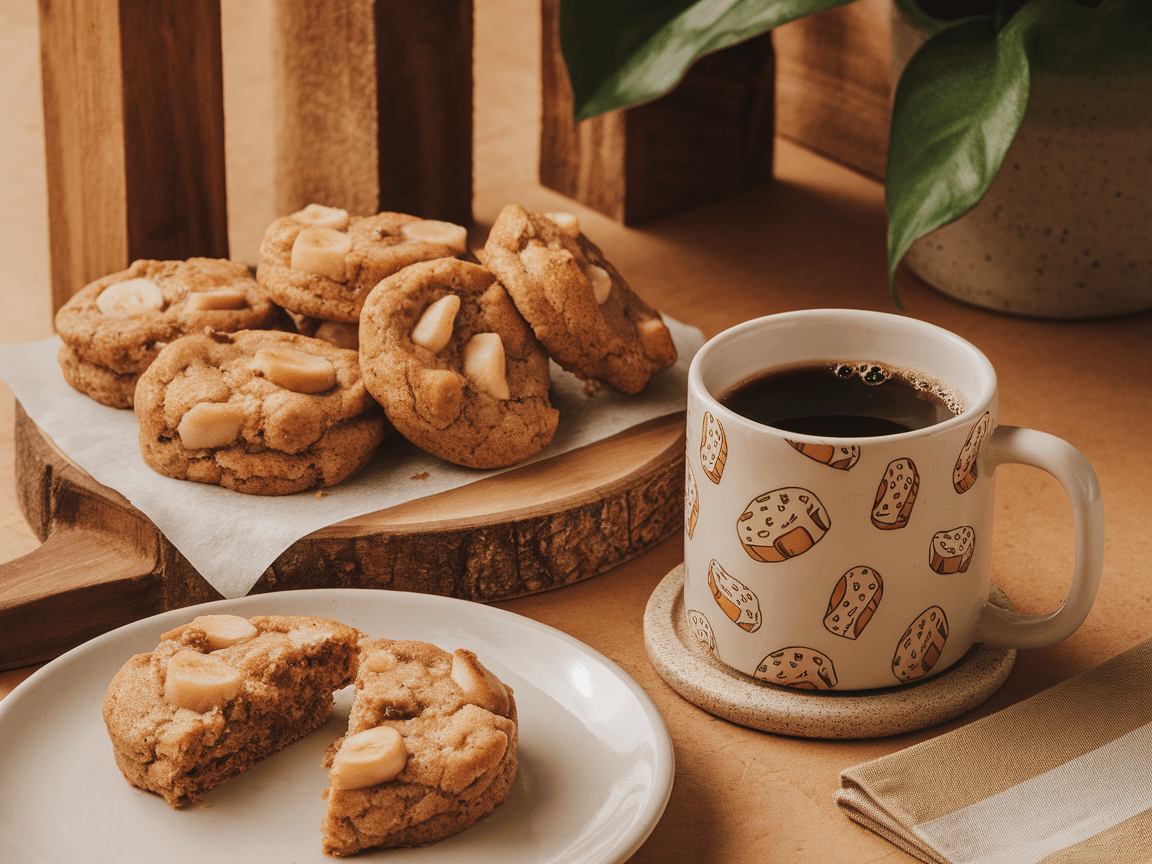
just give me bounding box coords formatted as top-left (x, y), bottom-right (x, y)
top-left (683, 309), bottom-right (1103, 690)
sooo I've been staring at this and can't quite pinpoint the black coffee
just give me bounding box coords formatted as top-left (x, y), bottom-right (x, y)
top-left (719, 361), bottom-right (960, 437)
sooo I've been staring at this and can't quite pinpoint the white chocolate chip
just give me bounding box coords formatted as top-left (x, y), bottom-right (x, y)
top-left (291, 226), bottom-right (353, 282)
top-left (184, 287), bottom-right (248, 312)
top-left (410, 294), bottom-right (461, 353)
top-left (96, 277), bottom-right (164, 316)
top-left (288, 627), bottom-right (332, 649)
top-left (462, 333), bottom-right (510, 400)
top-left (400, 219), bottom-right (468, 254)
top-left (363, 650), bottom-right (398, 673)
top-left (581, 262), bottom-right (613, 304)
top-left (450, 649), bottom-right (511, 716)
top-left (188, 614), bottom-right (257, 650)
top-left (637, 317), bottom-right (675, 361)
top-left (252, 345), bottom-right (337, 394)
top-left (329, 726), bottom-right (408, 790)
top-left (164, 650), bottom-right (243, 713)
top-left (295, 203), bottom-right (350, 231)
top-left (544, 211), bottom-right (580, 237)
top-left (177, 402), bottom-right (247, 450)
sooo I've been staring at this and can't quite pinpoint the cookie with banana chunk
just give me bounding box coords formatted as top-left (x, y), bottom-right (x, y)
top-left (479, 204), bottom-right (677, 394)
top-left (134, 330), bottom-right (386, 495)
top-left (358, 257), bottom-right (558, 469)
top-left (101, 614), bottom-right (363, 808)
top-left (54, 258), bottom-right (284, 408)
top-left (256, 203), bottom-right (470, 323)
top-left (321, 639), bottom-right (518, 856)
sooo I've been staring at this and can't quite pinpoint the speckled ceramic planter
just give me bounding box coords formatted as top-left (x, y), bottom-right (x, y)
top-left (891, 7), bottom-right (1152, 319)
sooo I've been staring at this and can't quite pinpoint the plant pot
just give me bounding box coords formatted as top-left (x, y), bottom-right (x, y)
top-left (891, 4), bottom-right (1152, 318)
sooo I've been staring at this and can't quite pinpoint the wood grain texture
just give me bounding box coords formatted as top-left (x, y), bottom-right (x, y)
top-left (1, 403), bottom-right (685, 670)
top-left (272, 0), bottom-right (473, 224)
top-left (37, 0), bottom-right (229, 312)
top-left (539, 0), bottom-right (775, 225)
top-left (773, 0), bottom-right (892, 182)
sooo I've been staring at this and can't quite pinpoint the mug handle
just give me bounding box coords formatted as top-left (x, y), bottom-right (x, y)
top-left (972, 425), bottom-right (1104, 648)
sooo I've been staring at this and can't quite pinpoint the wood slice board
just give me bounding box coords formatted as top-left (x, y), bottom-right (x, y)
top-left (3, 402), bottom-right (685, 670)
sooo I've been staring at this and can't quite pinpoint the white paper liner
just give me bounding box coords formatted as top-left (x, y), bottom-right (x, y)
top-left (0, 320), bottom-right (702, 597)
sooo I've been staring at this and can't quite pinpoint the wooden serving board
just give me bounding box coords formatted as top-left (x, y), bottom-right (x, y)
top-left (2, 403), bottom-right (685, 670)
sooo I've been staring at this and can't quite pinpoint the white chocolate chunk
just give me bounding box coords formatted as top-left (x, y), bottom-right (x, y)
top-left (252, 345), bottom-right (337, 394)
top-left (177, 402), bottom-right (247, 450)
top-left (184, 287), bottom-right (248, 312)
top-left (451, 649), bottom-right (510, 716)
top-left (363, 649), bottom-right (398, 673)
top-left (291, 226), bottom-right (352, 281)
top-left (288, 627), bottom-right (331, 649)
top-left (410, 293), bottom-right (461, 353)
top-left (329, 726), bottom-right (408, 790)
top-left (96, 277), bottom-right (164, 316)
top-left (462, 333), bottom-right (510, 400)
top-left (295, 203), bottom-right (350, 231)
top-left (400, 219), bottom-right (468, 254)
top-left (638, 317), bottom-right (674, 360)
top-left (581, 262), bottom-right (613, 304)
top-left (188, 614), bottom-right (257, 650)
top-left (164, 650), bottom-right (243, 713)
top-left (543, 211), bottom-right (580, 237)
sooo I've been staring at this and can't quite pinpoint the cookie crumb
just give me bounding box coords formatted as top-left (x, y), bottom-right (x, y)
top-left (410, 471), bottom-right (430, 481)
top-left (316, 490), bottom-right (329, 498)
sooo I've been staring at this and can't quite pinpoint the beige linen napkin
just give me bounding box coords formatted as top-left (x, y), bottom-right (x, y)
top-left (837, 637), bottom-right (1152, 864)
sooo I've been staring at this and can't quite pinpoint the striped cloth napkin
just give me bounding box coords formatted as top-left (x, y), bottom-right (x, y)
top-left (836, 637), bottom-right (1152, 864)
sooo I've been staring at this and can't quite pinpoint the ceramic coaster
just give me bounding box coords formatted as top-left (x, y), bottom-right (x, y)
top-left (644, 564), bottom-right (1017, 739)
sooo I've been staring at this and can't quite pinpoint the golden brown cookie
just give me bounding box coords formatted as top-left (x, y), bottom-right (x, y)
top-left (102, 614), bottom-right (363, 808)
top-left (54, 258), bottom-right (285, 408)
top-left (256, 203), bottom-right (469, 323)
top-left (359, 257), bottom-right (558, 469)
top-left (135, 330), bottom-right (386, 495)
top-left (479, 204), bottom-right (677, 394)
top-left (321, 639), bottom-right (518, 856)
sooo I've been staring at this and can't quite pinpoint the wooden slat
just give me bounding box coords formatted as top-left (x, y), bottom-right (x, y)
top-left (539, 0), bottom-right (775, 225)
top-left (38, 0), bottom-right (229, 312)
top-left (272, 0), bottom-right (473, 224)
top-left (773, 0), bottom-right (892, 181)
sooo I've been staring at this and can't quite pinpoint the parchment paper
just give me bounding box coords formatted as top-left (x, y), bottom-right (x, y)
top-left (0, 321), bottom-right (702, 597)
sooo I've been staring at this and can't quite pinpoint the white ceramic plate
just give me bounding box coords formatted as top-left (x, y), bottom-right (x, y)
top-left (0, 589), bottom-right (674, 863)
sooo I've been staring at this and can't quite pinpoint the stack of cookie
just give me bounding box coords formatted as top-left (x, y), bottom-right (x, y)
top-left (54, 202), bottom-right (678, 494)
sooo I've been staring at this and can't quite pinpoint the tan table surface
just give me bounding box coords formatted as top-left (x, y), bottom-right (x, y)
top-left (3, 1), bottom-right (1151, 861)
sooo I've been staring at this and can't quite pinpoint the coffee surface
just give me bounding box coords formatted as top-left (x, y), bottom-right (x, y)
top-left (718, 361), bottom-right (959, 437)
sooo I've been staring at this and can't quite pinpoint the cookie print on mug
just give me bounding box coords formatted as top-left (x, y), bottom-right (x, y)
top-left (929, 526), bottom-right (976, 574)
top-left (737, 487), bottom-right (830, 562)
top-left (685, 463), bottom-right (699, 539)
top-left (823, 566), bottom-right (883, 640)
top-left (954, 411), bottom-right (991, 493)
top-left (871, 458), bottom-right (919, 530)
top-left (892, 606), bottom-right (949, 683)
top-left (700, 412), bottom-right (727, 483)
top-left (788, 440), bottom-right (860, 470)
top-left (686, 609), bottom-right (718, 658)
top-left (707, 559), bottom-right (762, 632)
top-left (755, 647), bottom-right (838, 690)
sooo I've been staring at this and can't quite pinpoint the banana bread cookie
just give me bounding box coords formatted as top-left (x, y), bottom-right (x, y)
top-left (358, 257), bottom-right (558, 468)
top-left (102, 614), bottom-right (362, 808)
top-left (256, 203), bottom-right (470, 323)
top-left (54, 258), bottom-right (284, 408)
top-left (321, 639), bottom-right (518, 856)
top-left (479, 204), bottom-right (677, 394)
top-left (135, 329), bottom-right (386, 495)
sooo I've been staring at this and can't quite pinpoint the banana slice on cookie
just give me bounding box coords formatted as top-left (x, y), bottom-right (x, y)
top-left (359, 257), bottom-right (558, 469)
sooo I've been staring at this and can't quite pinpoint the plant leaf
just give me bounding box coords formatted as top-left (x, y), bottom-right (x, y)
top-left (560, 0), bottom-right (856, 121)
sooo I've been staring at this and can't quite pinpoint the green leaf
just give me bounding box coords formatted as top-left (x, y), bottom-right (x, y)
top-left (885, 0), bottom-right (1150, 303)
top-left (560, 0), bottom-right (856, 121)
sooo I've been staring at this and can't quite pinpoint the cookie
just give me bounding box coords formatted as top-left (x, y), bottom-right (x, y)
top-left (288, 311), bottom-right (361, 350)
top-left (54, 258), bottom-right (284, 408)
top-left (359, 257), bottom-right (558, 469)
top-left (102, 614), bottom-right (363, 807)
top-left (479, 204), bottom-right (677, 394)
top-left (256, 203), bottom-right (469, 323)
top-left (321, 639), bottom-right (517, 856)
top-left (135, 329), bottom-right (386, 495)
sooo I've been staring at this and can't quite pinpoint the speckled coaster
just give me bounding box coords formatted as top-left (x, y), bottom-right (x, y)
top-left (644, 564), bottom-right (1016, 739)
